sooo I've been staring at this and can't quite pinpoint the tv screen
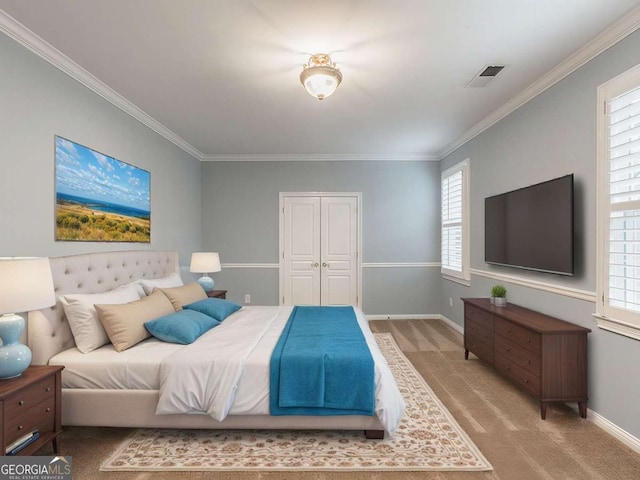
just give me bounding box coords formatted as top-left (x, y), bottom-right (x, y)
top-left (485, 174), bottom-right (574, 276)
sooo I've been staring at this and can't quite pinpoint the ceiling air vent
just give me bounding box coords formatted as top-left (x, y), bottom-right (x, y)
top-left (466, 65), bottom-right (506, 88)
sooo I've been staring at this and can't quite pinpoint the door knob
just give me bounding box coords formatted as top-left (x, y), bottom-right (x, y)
top-left (322, 262), bottom-right (329, 267)
top-left (312, 262), bottom-right (319, 267)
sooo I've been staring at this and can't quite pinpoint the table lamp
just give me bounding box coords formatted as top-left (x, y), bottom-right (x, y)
top-left (0, 257), bottom-right (55, 379)
top-left (190, 252), bottom-right (221, 293)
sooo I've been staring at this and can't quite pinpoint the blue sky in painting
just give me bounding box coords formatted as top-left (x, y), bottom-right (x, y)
top-left (55, 136), bottom-right (150, 212)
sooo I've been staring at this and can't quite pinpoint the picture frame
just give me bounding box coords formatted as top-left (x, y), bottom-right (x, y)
top-left (54, 136), bottom-right (151, 242)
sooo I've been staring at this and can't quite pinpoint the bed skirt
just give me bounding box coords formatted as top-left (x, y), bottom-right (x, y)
top-left (61, 388), bottom-right (384, 431)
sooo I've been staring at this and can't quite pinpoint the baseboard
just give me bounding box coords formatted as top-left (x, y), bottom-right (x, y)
top-left (438, 314), bottom-right (464, 334)
top-left (565, 404), bottom-right (640, 454)
top-left (366, 314), bottom-right (440, 321)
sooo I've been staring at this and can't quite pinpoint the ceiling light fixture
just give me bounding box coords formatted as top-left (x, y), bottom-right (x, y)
top-left (300, 53), bottom-right (342, 100)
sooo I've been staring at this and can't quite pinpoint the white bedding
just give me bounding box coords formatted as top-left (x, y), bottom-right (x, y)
top-left (49, 337), bottom-right (179, 390)
top-left (50, 306), bottom-right (405, 435)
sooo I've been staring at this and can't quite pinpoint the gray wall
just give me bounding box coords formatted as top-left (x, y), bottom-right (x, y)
top-left (440, 30), bottom-right (640, 439)
top-left (0, 33), bottom-right (202, 269)
top-left (201, 161), bottom-right (441, 313)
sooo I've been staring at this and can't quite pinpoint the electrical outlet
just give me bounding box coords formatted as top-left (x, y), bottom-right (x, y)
top-left (449, 297), bottom-right (453, 307)
top-left (244, 294), bottom-right (251, 304)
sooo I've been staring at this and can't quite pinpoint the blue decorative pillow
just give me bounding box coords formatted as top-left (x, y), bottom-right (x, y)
top-left (144, 310), bottom-right (220, 344)
top-left (183, 298), bottom-right (241, 322)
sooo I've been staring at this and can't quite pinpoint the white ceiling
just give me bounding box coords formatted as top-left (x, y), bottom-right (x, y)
top-left (1, 0), bottom-right (639, 160)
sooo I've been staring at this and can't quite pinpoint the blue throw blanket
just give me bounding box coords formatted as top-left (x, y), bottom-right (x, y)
top-left (270, 306), bottom-right (375, 416)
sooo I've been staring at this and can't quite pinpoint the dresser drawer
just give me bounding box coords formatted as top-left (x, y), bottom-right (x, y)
top-left (495, 335), bottom-right (541, 376)
top-left (465, 317), bottom-right (493, 345)
top-left (494, 317), bottom-right (541, 354)
top-left (495, 353), bottom-right (541, 397)
top-left (466, 334), bottom-right (494, 364)
top-left (465, 306), bottom-right (493, 326)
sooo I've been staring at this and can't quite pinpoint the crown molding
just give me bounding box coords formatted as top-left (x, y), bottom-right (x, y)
top-left (438, 5), bottom-right (640, 159)
top-left (4, 5), bottom-right (638, 164)
top-left (201, 153), bottom-right (439, 162)
top-left (0, 10), bottom-right (203, 161)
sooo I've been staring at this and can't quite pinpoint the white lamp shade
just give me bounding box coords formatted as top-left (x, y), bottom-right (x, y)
top-left (190, 252), bottom-right (221, 274)
top-left (0, 257), bottom-right (56, 314)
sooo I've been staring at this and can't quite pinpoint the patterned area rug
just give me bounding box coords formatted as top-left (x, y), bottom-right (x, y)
top-left (100, 333), bottom-right (492, 472)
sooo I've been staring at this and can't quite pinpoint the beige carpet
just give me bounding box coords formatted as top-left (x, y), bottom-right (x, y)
top-left (100, 333), bottom-right (492, 472)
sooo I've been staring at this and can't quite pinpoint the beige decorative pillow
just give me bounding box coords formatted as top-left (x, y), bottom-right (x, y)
top-left (157, 282), bottom-right (207, 311)
top-left (95, 290), bottom-right (175, 352)
top-left (60, 282), bottom-right (143, 353)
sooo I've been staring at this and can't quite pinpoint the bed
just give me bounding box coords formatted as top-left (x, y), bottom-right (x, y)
top-left (28, 250), bottom-right (404, 438)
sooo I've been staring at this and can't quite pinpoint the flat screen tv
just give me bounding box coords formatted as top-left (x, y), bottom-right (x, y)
top-left (485, 174), bottom-right (574, 276)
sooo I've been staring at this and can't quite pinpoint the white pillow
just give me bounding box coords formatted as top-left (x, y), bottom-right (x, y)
top-left (139, 273), bottom-right (183, 295)
top-left (60, 283), bottom-right (143, 353)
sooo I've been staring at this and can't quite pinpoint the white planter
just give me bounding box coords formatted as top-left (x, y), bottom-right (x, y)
top-left (493, 297), bottom-right (507, 307)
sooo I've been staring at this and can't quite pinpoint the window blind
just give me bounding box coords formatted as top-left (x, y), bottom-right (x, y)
top-left (608, 85), bottom-right (640, 313)
top-left (442, 170), bottom-right (463, 273)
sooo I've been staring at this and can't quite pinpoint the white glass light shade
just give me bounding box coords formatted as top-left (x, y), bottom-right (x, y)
top-left (0, 257), bottom-right (55, 314)
top-left (300, 66), bottom-right (342, 100)
top-left (190, 252), bottom-right (221, 274)
top-left (300, 54), bottom-right (342, 100)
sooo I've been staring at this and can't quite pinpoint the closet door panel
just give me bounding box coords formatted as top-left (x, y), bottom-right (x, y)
top-left (283, 197), bottom-right (321, 305)
top-left (321, 197), bottom-right (358, 306)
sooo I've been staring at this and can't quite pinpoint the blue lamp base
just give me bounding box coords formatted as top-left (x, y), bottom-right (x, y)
top-left (197, 275), bottom-right (215, 293)
top-left (0, 314), bottom-right (32, 379)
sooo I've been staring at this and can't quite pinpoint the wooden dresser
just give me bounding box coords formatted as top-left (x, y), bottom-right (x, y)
top-left (462, 298), bottom-right (590, 419)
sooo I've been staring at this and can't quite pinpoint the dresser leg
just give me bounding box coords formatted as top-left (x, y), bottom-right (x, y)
top-left (578, 402), bottom-right (588, 418)
top-left (464, 349), bottom-right (469, 360)
top-left (540, 402), bottom-right (547, 420)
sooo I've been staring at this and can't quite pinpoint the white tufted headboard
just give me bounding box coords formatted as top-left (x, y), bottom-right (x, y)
top-left (28, 250), bottom-right (180, 365)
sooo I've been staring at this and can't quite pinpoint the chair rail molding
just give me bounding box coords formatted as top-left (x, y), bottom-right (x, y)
top-left (221, 263), bottom-right (279, 269)
top-left (362, 262), bottom-right (440, 268)
top-left (470, 268), bottom-right (596, 302)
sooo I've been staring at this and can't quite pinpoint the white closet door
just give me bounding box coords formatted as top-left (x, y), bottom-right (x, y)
top-left (283, 196), bottom-right (321, 305)
top-left (320, 196), bottom-right (358, 306)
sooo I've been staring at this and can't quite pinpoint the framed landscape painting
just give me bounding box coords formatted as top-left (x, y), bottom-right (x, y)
top-left (55, 136), bottom-right (151, 242)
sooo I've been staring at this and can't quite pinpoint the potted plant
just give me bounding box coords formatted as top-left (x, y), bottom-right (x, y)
top-left (491, 284), bottom-right (507, 306)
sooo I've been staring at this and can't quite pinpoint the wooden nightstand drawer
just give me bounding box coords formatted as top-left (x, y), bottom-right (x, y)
top-left (5, 395), bottom-right (56, 445)
top-left (207, 290), bottom-right (227, 299)
top-left (494, 317), bottom-right (541, 354)
top-left (4, 376), bottom-right (55, 415)
top-left (0, 365), bottom-right (64, 456)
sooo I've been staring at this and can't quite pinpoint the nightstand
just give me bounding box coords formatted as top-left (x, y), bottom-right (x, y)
top-left (0, 365), bottom-right (64, 456)
top-left (207, 290), bottom-right (227, 299)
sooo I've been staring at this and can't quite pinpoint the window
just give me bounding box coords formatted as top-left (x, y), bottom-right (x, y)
top-left (441, 159), bottom-right (470, 285)
top-left (596, 64), bottom-right (640, 340)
